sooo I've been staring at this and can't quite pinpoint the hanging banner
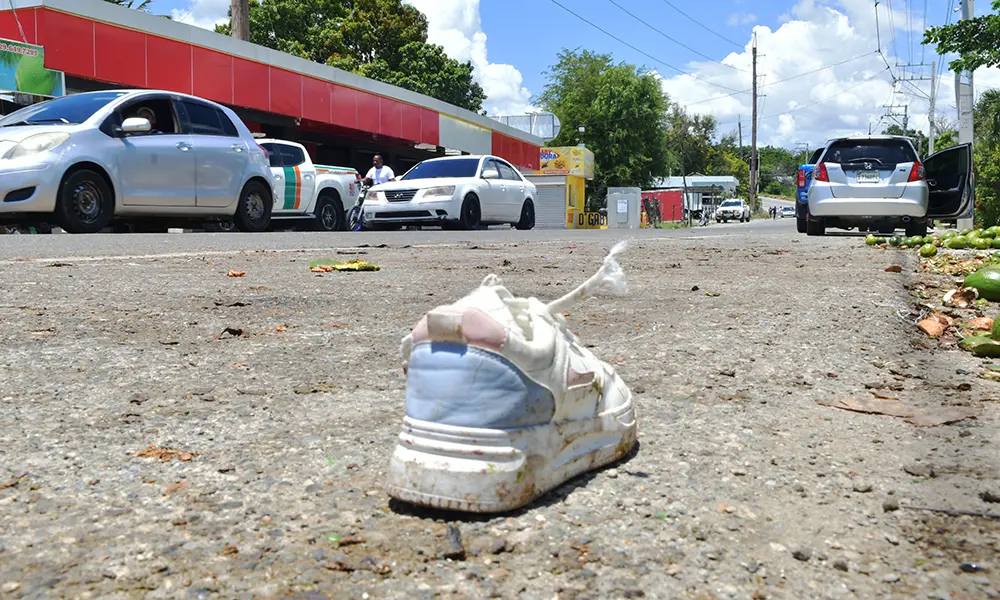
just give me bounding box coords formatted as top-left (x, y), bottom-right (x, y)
top-left (0, 38), bottom-right (65, 97)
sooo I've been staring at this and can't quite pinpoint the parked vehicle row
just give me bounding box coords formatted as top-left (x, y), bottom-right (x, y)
top-left (799, 135), bottom-right (973, 237)
top-left (0, 89), bottom-right (537, 234)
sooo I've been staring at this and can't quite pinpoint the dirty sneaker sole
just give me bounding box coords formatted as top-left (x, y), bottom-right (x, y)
top-left (385, 392), bottom-right (637, 513)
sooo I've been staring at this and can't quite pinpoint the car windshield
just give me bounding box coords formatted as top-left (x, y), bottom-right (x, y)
top-left (401, 158), bottom-right (481, 180)
top-left (721, 200), bottom-right (740, 207)
top-left (823, 139), bottom-right (917, 165)
top-left (0, 91), bottom-right (128, 127)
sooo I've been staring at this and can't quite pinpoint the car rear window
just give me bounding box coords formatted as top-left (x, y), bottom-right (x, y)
top-left (822, 140), bottom-right (917, 166)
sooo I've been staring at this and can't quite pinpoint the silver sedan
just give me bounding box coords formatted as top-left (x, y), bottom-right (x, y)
top-left (0, 90), bottom-right (274, 233)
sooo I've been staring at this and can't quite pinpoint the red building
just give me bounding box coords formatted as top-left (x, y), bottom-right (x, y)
top-left (641, 190), bottom-right (683, 222)
top-left (0, 0), bottom-right (542, 176)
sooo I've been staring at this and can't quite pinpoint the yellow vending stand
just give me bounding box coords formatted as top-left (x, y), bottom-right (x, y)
top-left (530, 146), bottom-right (605, 229)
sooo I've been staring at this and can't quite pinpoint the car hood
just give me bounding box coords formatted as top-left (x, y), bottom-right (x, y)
top-left (0, 125), bottom-right (78, 142)
top-left (372, 177), bottom-right (475, 192)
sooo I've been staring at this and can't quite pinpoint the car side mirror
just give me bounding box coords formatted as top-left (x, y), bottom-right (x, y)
top-left (120, 117), bottom-right (151, 135)
top-left (482, 169), bottom-right (499, 179)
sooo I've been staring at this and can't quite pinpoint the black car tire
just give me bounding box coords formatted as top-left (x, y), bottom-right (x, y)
top-left (233, 180), bottom-right (272, 233)
top-left (56, 169), bottom-right (114, 234)
top-left (515, 199), bottom-right (535, 230)
top-left (459, 194), bottom-right (482, 230)
top-left (796, 216), bottom-right (807, 234)
top-left (806, 218), bottom-right (825, 236)
top-left (314, 193), bottom-right (345, 232)
top-left (905, 221), bottom-right (929, 238)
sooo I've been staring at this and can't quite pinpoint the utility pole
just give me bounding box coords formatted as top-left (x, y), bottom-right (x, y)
top-left (795, 141), bottom-right (810, 164)
top-left (957, 0), bottom-right (975, 229)
top-left (749, 36), bottom-right (758, 211)
top-left (929, 60), bottom-right (937, 154)
top-left (231, 0), bottom-right (250, 41)
top-left (738, 117), bottom-right (743, 161)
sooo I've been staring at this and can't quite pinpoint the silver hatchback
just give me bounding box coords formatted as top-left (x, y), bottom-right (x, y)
top-left (805, 135), bottom-right (973, 237)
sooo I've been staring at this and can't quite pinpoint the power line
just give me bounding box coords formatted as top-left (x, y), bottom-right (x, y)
top-left (656, 0), bottom-right (744, 49)
top-left (545, 0), bottom-right (742, 92)
top-left (683, 51), bottom-right (879, 107)
top-left (920, 0), bottom-right (928, 65)
top-left (717, 66), bottom-right (893, 127)
top-left (605, 0), bottom-right (746, 71)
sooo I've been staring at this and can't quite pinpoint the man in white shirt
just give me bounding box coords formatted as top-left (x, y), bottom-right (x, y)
top-left (364, 154), bottom-right (394, 186)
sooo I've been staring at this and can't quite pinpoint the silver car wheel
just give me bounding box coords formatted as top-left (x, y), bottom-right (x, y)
top-left (72, 182), bottom-right (103, 224)
top-left (245, 191), bottom-right (265, 222)
top-left (320, 203), bottom-right (336, 230)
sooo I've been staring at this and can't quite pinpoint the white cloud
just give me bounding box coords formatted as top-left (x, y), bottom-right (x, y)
top-left (727, 13), bottom-right (757, 27)
top-left (403, 0), bottom-right (533, 116)
top-left (660, 0), bottom-right (1000, 149)
top-left (170, 0), bottom-right (229, 30)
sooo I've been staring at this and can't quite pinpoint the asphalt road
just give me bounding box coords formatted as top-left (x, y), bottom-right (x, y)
top-left (1, 217), bottom-right (996, 599)
top-left (0, 218), bottom-right (796, 262)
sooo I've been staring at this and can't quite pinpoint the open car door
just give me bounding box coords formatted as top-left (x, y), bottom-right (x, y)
top-left (926, 142), bottom-right (974, 219)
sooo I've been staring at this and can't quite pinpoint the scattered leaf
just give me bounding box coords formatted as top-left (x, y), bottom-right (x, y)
top-left (220, 545), bottom-right (239, 557)
top-left (310, 258), bottom-right (380, 272)
top-left (885, 265), bottom-right (903, 273)
top-left (917, 318), bottom-right (945, 338)
top-left (226, 270), bottom-right (246, 278)
top-left (944, 288), bottom-right (979, 308)
top-left (162, 481), bottom-right (190, 495)
top-left (134, 445), bottom-right (197, 462)
top-left (969, 316), bottom-right (994, 331)
top-left (705, 291), bottom-right (721, 297)
top-left (217, 327), bottom-right (245, 339)
top-left (275, 326), bottom-right (287, 332)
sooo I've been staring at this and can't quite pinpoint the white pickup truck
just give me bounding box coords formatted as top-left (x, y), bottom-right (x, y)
top-left (208, 139), bottom-right (361, 231)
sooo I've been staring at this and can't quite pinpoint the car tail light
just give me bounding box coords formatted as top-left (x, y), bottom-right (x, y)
top-left (814, 162), bottom-right (829, 182)
top-left (257, 144), bottom-right (269, 160)
top-left (908, 161), bottom-right (924, 182)
top-left (797, 168), bottom-right (806, 188)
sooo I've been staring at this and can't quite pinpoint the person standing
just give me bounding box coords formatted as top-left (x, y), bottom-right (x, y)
top-left (364, 154), bottom-right (395, 186)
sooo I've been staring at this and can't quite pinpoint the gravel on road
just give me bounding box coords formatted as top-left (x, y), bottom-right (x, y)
top-left (1, 230), bottom-right (998, 599)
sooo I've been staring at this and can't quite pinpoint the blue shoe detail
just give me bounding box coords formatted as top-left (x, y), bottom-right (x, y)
top-left (405, 342), bottom-right (555, 429)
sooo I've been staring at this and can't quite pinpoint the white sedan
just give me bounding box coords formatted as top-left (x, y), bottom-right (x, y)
top-left (363, 155), bottom-right (537, 230)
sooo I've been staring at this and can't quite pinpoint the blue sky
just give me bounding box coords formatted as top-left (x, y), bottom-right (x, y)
top-left (145, 1), bottom-right (976, 148)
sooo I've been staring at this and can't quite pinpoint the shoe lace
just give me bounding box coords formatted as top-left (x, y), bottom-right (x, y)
top-left (488, 240), bottom-right (629, 341)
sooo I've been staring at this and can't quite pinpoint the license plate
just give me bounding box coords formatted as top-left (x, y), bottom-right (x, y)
top-left (856, 170), bottom-right (880, 183)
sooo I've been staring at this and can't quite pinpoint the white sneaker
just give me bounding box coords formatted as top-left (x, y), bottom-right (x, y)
top-left (385, 242), bottom-right (637, 512)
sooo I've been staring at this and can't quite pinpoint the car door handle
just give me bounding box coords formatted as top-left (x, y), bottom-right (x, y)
top-left (177, 142), bottom-right (192, 151)
top-left (231, 145), bottom-right (244, 153)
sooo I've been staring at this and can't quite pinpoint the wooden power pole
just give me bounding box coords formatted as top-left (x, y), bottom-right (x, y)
top-left (749, 38), bottom-right (758, 211)
top-left (231, 0), bottom-right (250, 41)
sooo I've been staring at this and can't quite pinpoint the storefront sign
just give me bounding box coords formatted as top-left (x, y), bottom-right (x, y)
top-left (575, 211), bottom-right (607, 229)
top-left (0, 38), bottom-right (65, 97)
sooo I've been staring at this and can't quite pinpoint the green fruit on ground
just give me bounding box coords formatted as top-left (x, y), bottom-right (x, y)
top-left (946, 236), bottom-right (970, 249)
top-left (923, 236), bottom-right (936, 245)
top-left (974, 340), bottom-right (1000, 357)
top-left (941, 230), bottom-right (958, 239)
top-left (874, 236), bottom-right (887, 245)
top-left (961, 228), bottom-right (973, 236)
top-left (910, 236), bottom-right (925, 247)
top-left (865, 234), bottom-right (877, 246)
top-left (889, 236), bottom-right (901, 246)
top-left (919, 243), bottom-right (938, 257)
top-left (993, 317), bottom-right (1000, 340)
top-left (964, 267), bottom-right (1000, 301)
top-left (983, 228), bottom-right (997, 239)
top-left (973, 238), bottom-right (993, 250)
top-left (959, 335), bottom-right (993, 352)
top-left (992, 238), bottom-right (1000, 249)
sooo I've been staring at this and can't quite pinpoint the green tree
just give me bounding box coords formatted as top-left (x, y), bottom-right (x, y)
top-left (358, 42), bottom-right (484, 113)
top-left (934, 129), bottom-right (959, 152)
top-left (665, 104), bottom-right (718, 177)
top-left (104, 0), bottom-right (153, 9)
top-left (924, 1), bottom-right (1000, 72)
top-left (711, 151), bottom-right (750, 198)
top-left (215, 0), bottom-right (485, 112)
top-left (537, 49), bottom-right (670, 207)
top-left (973, 90), bottom-right (1000, 227)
